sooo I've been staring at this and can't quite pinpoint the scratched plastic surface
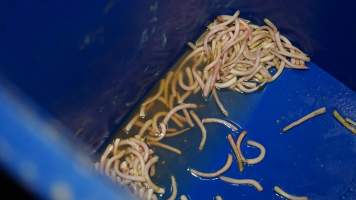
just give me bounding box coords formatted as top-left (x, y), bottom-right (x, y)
top-left (143, 63), bottom-right (356, 200)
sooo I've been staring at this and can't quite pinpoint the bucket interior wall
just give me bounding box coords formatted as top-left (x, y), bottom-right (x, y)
top-left (0, 0), bottom-right (355, 153)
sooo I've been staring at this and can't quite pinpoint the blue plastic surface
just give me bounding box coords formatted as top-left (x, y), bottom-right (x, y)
top-left (146, 63), bottom-right (356, 200)
top-left (0, 0), bottom-right (355, 153)
top-left (0, 0), bottom-right (355, 199)
top-left (0, 85), bottom-right (135, 200)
